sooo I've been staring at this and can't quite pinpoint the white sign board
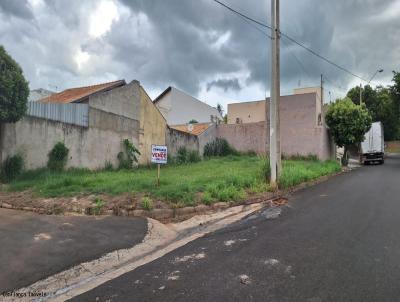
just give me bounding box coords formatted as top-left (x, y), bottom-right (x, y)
top-left (151, 145), bottom-right (168, 164)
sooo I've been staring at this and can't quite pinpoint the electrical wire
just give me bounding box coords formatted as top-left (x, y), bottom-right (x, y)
top-left (212, 0), bottom-right (368, 82)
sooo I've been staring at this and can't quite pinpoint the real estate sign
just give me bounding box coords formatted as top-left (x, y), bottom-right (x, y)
top-left (151, 145), bottom-right (168, 164)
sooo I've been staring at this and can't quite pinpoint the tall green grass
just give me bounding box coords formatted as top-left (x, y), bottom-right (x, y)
top-left (4, 155), bottom-right (340, 205)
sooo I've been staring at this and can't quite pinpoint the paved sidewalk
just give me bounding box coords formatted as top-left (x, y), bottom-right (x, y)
top-left (0, 209), bottom-right (147, 292)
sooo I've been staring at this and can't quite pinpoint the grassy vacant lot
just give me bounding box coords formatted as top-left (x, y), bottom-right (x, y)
top-left (5, 156), bottom-right (341, 206)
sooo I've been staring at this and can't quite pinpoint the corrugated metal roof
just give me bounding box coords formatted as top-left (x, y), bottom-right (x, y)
top-left (170, 123), bottom-right (213, 136)
top-left (27, 102), bottom-right (89, 127)
top-left (39, 80), bottom-right (126, 104)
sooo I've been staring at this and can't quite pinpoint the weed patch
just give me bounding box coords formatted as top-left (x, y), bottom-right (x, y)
top-left (6, 156), bottom-right (340, 206)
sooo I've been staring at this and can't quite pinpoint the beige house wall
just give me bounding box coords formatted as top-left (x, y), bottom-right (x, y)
top-left (228, 87), bottom-right (323, 126)
top-left (138, 86), bottom-right (167, 165)
top-left (227, 100), bottom-right (266, 124)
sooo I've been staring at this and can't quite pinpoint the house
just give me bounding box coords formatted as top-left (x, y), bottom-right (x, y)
top-left (28, 88), bottom-right (54, 102)
top-left (166, 123), bottom-right (217, 157)
top-left (228, 87), bottom-right (322, 125)
top-left (0, 80), bottom-right (166, 169)
top-left (154, 86), bottom-right (222, 125)
top-left (222, 87), bottom-right (334, 160)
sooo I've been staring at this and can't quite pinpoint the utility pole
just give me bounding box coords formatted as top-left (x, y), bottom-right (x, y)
top-left (320, 74), bottom-right (324, 104)
top-left (359, 83), bottom-right (362, 105)
top-left (269, 0), bottom-right (280, 189)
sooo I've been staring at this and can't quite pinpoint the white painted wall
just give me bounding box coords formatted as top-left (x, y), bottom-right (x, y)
top-left (155, 87), bottom-right (222, 125)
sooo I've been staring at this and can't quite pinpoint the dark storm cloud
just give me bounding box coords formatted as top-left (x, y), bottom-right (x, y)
top-left (0, 0), bottom-right (33, 19)
top-left (207, 78), bottom-right (241, 92)
top-left (0, 0), bottom-right (398, 100)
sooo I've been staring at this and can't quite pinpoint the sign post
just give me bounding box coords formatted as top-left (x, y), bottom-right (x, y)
top-left (151, 145), bottom-right (167, 186)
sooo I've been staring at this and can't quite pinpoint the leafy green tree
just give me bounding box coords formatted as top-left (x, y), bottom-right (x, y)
top-left (390, 71), bottom-right (400, 120)
top-left (0, 46), bottom-right (29, 123)
top-left (347, 84), bottom-right (376, 106)
top-left (223, 114), bottom-right (228, 124)
top-left (346, 75), bottom-right (400, 141)
top-left (325, 98), bottom-right (372, 165)
top-left (188, 119), bottom-right (198, 124)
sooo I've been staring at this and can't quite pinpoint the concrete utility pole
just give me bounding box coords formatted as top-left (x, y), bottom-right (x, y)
top-left (269, 0), bottom-right (281, 189)
top-left (320, 74), bottom-right (324, 104)
top-left (359, 83), bottom-right (362, 105)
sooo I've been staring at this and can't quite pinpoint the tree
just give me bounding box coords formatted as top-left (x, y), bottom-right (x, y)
top-left (390, 71), bottom-right (400, 121)
top-left (347, 84), bottom-right (376, 106)
top-left (216, 103), bottom-right (224, 116)
top-left (0, 46), bottom-right (29, 123)
top-left (188, 119), bottom-right (198, 124)
top-left (223, 114), bottom-right (228, 124)
top-left (346, 72), bottom-right (400, 141)
top-left (325, 98), bottom-right (372, 165)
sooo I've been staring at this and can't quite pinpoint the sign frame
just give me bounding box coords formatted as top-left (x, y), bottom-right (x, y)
top-left (151, 145), bottom-right (168, 164)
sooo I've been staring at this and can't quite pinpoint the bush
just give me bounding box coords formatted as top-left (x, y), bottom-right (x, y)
top-left (188, 150), bottom-right (201, 163)
top-left (1, 154), bottom-right (24, 182)
top-left (93, 197), bottom-right (105, 215)
top-left (282, 154), bottom-right (318, 161)
top-left (174, 147), bottom-right (201, 164)
top-left (203, 138), bottom-right (237, 157)
top-left (176, 147), bottom-right (188, 164)
top-left (104, 161), bottom-right (114, 171)
top-left (118, 139), bottom-right (141, 169)
top-left (141, 196), bottom-right (153, 211)
top-left (47, 142), bottom-right (69, 171)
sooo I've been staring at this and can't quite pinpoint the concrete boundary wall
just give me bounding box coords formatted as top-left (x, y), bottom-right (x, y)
top-left (1, 112), bottom-right (139, 170)
top-left (166, 121), bottom-right (333, 160)
top-left (214, 122), bottom-right (333, 160)
top-left (0, 81), bottom-right (145, 170)
top-left (166, 128), bottom-right (199, 157)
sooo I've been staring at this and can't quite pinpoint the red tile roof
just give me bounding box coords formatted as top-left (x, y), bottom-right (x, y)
top-left (170, 123), bottom-right (213, 136)
top-left (40, 80), bottom-right (126, 104)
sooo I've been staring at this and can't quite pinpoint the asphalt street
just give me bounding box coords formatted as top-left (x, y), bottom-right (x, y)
top-left (71, 155), bottom-right (400, 302)
top-left (0, 210), bottom-right (147, 292)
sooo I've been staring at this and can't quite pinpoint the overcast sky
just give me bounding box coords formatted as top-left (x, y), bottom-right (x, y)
top-left (0, 0), bottom-right (399, 109)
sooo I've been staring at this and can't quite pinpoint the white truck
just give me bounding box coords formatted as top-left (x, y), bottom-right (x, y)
top-left (360, 121), bottom-right (385, 165)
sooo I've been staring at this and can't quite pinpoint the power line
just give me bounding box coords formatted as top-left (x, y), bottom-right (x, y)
top-left (212, 0), bottom-right (368, 82)
top-left (213, 0), bottom-right (272, 31)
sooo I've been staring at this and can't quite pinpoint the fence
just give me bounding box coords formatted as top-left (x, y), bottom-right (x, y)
top-left (27, 102), bottom-right (89, 127)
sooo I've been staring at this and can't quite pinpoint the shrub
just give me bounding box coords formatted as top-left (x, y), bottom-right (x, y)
top-left (187, 150), bottom-right (201, 163)
top-left (118, 139), bottom-right (141, 169)
top-left (174, 147), bottom-right (201, 164)
top-left (282, 153), bottom-right (318, 161)
top-left (203, 138), bottom-right (237, 157)
top-left (141, 196), bottom-right (153, 211)
top-left (104, 161), bottom-right (114, 171)
top-left (1, 154), bottom-right (24, 182)
top-left (93, 197), bottom-right (105, 215)
top-left (176, 147), bottom-right (188, 164)
top-left (47, 142), bottom-right (69, 171)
